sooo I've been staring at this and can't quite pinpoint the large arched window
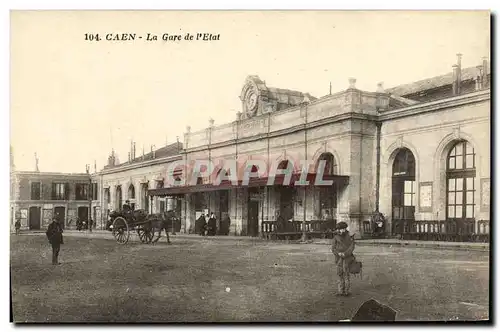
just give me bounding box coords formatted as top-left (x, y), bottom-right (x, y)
top-left (392, 148), bottom-right (416, 222)
top-left (446, 141), bottom-right (476, 222)
top-left (316, 153), bottom-right (337, 220)
top-left (316, 152), bottom-right (338, 175)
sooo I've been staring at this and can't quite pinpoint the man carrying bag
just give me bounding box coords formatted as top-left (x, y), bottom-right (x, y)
top-left (331, 222), bottom-right (356, 296)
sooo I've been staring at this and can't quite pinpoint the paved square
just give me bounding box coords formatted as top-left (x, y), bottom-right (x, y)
top-left (10, 234), bottom-right (489, 322)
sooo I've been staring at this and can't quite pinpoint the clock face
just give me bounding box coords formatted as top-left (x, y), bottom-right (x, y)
top-left (246, 92), bottom-right (257, 110)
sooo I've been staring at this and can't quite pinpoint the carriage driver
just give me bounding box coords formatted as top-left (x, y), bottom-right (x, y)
top-left (122, 200), bottom-right (132, 212)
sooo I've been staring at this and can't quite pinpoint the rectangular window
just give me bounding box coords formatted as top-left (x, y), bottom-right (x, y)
top-left (403, 181), bottom-right (415, 207)
top-left (455, 156), bottom-right (463, 169)
top-left (455, 205), bottom-right (463, 218)
top-left (448, 178), bottom-right (455, 191)
top-left (466, 155), bottom-right (474, 169)
top-left (75, 183), bottom-right (90, 200)
top-left (448, 192), bottom-right (455, 205)
top-left (51, 183), bottom-right (66, 200)
top-left (466, 205), bottom-right (474, 218)
top-left (448, 206), bottom-right (455, 218)
top-left (449, 157), bottom-right (456, 169)
top-left (466, 177), bottom-right (474, 190)
top-left (30, 182), bottom-right (41, 200)
top-left (456, 178), bottom-right (463, 191)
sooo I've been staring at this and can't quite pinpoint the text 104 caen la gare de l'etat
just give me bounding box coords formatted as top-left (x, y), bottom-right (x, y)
top-left (84, 33), bottom-right (220, 42)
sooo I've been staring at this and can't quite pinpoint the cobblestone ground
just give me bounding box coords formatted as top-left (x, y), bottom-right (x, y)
top-left (10, 233), bottom-right (489, 322)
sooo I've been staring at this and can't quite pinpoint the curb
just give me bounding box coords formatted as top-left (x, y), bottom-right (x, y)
top-left (39, 231), bottom-right (490, 251)
top-left (354, 241), bottom-right (489, 251)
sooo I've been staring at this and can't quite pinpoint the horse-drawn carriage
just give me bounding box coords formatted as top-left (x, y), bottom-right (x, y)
top-left (107, 209), bottom-right (177, 245)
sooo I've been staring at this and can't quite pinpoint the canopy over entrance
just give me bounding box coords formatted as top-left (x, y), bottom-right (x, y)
top-left (148, 173), bottom-right (349, 197)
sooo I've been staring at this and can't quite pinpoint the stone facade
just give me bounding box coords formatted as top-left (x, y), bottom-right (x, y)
top-left (11, 57), bottom-right (491, 238)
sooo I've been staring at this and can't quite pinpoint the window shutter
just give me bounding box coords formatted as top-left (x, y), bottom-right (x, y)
top-left (51, 183), bottom-right (56, 200)
top-left (64, 183), bottom-right (70, 200)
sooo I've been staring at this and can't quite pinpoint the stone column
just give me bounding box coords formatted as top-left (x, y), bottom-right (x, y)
top-left (184, 194), bottom-right (195, 234)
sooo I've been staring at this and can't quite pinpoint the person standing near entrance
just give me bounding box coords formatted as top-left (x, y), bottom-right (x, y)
top-left (46, 217), bottom-right (64, 265)
top-left (15, 218), bottom-right (21, 235)
top-left (208, 212), bottom-right (217, 236)
top-left (331, 222), bottom-right (355, 296)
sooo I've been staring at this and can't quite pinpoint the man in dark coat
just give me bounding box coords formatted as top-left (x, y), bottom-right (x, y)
top-left (208, 212), bottom-right (217, 236)
top-left (331, 221), bottom-right (355, 296)
top-left (46, 217), bottom-right (64, 265)
top-left (15, 219), bottom-right (21, 235)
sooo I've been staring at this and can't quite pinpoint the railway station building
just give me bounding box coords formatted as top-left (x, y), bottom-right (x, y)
top-left (12, 55), bottom-right (490, 241)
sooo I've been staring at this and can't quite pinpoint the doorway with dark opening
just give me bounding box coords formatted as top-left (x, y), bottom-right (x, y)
top-left (247, 187), bottom-right (261, 237)
top-left (29, 206), bottom-right (41, 230)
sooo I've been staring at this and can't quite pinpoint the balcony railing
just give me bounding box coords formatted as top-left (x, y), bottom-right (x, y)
top-left (392, 219), bottom-right (489, 243)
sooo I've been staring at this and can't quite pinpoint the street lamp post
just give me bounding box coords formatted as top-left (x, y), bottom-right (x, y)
top-left (86, 164), bottom-right (92, 233)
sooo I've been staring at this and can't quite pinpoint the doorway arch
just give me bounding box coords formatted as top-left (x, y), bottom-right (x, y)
top-left (391, 148), bottom-right (416, 234)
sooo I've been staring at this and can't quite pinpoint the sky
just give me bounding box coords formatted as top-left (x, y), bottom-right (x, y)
top-left (10, 10), bottom-right (490, 173)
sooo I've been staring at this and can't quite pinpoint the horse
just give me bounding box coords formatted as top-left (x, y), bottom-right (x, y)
top-left (148, 210), bottom-right (176, 245)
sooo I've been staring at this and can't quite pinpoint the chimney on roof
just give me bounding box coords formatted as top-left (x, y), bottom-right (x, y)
top-left (452, 64), bottom-right (459, 96)
top-left (482, 57), bottom-right (489, 88)
top-left (376, 82), bottom-right (385, 93)
top-left (457, 53), bottom-right (462, 94)
top-left (151, 145), bottom-right (156, 159)
top-left (133, 142), bottom-right (136, 159)
top-left (130, 140), bottom-right (133, 161)
top-left (452, 53), bottom-right (463, 96)
top-left (348, 78), bottom-right (356, 89)
top-left (475, 65), bottom-right (483, 91)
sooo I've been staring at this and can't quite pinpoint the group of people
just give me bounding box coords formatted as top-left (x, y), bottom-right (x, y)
top-left (195, 212), bottom-right (217, 236)
top-left (76, 218), bottom-right (93, 232)
top-left (194, 212), bottom-right (231, 236)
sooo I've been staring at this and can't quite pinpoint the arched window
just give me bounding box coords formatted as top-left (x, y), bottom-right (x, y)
top-left (128, 184), bottom-right (136, 199)
top-left (104, 188), bottom-right (111, 206)
top-left (446, 141), bottom-right (476, 222)
top-left (115, 185), bottom-right (122, 210)
top-left (316, 153), bottom-right (338, 220)
top-left (128, 184), bottom-right (136, 210)
top-left (316, 153), bottom-right (338, 175)
top-left (142, 182), bottom-right (149, 211)
top-left (392, 148), bottom-right (416, 224)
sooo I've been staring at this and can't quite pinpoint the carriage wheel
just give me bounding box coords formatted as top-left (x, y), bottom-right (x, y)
top-left (112, 217), bottom-right (130, 244)
top-left (137, 227), bottom-right (156, 244)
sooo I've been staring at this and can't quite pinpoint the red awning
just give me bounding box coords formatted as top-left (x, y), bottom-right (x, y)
top-left (148, 173), bottom-right (349, 197)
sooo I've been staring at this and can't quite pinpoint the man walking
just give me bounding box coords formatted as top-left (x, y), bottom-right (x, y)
top-left (46, 217), bottom-right (64, 265)
top-left (331, 222), bottom-right (355, 296)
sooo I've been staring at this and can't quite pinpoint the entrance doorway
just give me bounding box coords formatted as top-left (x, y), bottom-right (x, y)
top-left (248, 200), bottom-right (259, 237)
top-left (54, 206), bottom-right (66, 229)
top-left (279, 187), bottom-right (296, 221)
top-left (78, 206), bottom-right (89, 221)
top-left (247, 187), bottom-right (261, 237)
top-left (29, 207), bottom-right (41, 230)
